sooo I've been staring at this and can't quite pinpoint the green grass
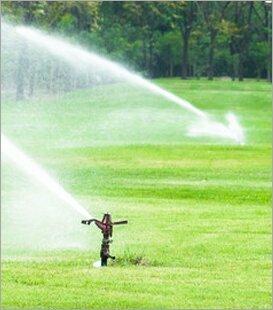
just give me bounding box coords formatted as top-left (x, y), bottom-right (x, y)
top-left (1, 78), bottom-right (272, 309)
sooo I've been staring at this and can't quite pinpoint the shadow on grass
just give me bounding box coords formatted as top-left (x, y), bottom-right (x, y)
top-left (112, 250), bottom-right (163, 267)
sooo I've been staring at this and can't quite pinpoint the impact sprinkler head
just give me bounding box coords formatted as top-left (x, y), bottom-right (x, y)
top-left (82, 213), bottom-right (128, 267)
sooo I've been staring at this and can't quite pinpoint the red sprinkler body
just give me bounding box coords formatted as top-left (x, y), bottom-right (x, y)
top-left (81, 213), bottom-right (128, 266)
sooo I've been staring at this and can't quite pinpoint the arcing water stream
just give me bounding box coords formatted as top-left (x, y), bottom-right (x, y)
top-left (14, 24), bottom-right (244, 144)
top-left (2, 133), bottom-right (91, 219)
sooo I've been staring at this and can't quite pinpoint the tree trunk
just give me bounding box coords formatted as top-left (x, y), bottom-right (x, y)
top-left (52, 64), bottom-right (59, 94)
top-left (148, 33), bottom-right (154, 78)
top-left (46, 60), bottom-right (52, 93)
top-left (231, 54), bottom-right (238, 81)
top-left (265, 3), bottom-right (272, 82)
top-left (256, 68), bottom-right (261, 81)
top-left (29, 67), bottom-right (35, 97)
top-left (238, 54), bottom-right (244, 81)
top-left (181, 33), bottom-right (189, 79)
top-left (170, 61), bottom-right (173, 77)
top-left (16, 60), bottom-right (24, 101)
top-left (148, 40), bottom-right (153, 78)
top-left (16, 44), bottom-right (28, 101)
top-left (267, 64), bottom-right (272, 82)
top-left (207, 32), bottom-right (216, 80)
top-left (231, 58), bottom-right (236, 81)
top-left (143, 39), bottom-right (148, 76)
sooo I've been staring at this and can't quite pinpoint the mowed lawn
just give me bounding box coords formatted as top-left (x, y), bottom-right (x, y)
top-left (1, 78), bottom-right (272, 309)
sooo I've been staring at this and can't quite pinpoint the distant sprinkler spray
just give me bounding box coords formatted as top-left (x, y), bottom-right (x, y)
top-left (82, 213), bottom-right (128, 267)
top-left (13, 23), bottom-right (245, 144)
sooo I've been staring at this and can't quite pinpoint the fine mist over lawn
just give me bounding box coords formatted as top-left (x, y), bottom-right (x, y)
top-left (2, 1), bottom-right (272, 309)
top-left (2, 21), bottom-right (244, 144)
top-left (2, 78), bottom-right (271, 309)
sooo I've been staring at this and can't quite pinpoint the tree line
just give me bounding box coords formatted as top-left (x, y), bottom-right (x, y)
top-left (2, 1), bottom-right (272, 81)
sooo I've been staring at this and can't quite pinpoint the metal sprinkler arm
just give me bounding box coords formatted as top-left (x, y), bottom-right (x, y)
top-left (81, 213), bottom-right (128, 267)
top-left (81, 219), bottom-right (106, 231)
top-left (81, 219), bottom-right (97, 225)
top-left (113, 220), bottom-right (128, 225)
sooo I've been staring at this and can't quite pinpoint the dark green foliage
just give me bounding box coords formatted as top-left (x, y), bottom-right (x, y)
top-left (1, 1), bottom-right (272, 80)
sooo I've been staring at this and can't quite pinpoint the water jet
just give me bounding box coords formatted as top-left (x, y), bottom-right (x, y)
top-left (2, 133), bottom-right (91, 219)
top-left (3, 21), bottom-right (245, 144)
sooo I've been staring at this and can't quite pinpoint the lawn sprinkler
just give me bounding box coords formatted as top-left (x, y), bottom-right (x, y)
top-left (81, 213), bottom-right (128, 267)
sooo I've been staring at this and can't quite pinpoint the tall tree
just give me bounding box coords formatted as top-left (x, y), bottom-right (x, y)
top-left (111, 1), bottom-right (169, 77)
top-left (252, 1), bottom-right (272, 81)
top-left (228, 2), bottom-right (254, 81)
top-left (174, 2), bottom-right (197, 79)
top-left (198, 1), bottom-right (230, 80)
